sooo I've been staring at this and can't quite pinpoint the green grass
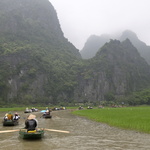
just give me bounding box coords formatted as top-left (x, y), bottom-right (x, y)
top-left (72, 107), bottom-right (150, 134)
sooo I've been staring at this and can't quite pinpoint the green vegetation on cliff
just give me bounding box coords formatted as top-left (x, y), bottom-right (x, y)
top-left (0, 0), bottom-right (150, 106)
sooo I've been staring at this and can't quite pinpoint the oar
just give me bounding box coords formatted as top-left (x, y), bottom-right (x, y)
top-left (0, 129), bottom-right (19, 133)
top-left (0, 129), bottom-right (70, 134)
top-left (44, 128), bottom-right (70, 133)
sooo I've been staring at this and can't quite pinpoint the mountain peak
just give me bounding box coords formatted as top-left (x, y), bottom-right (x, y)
top-left (80, 34), bottom-right (110, 59)
top-left (120, 30), bottom-right (138, 41)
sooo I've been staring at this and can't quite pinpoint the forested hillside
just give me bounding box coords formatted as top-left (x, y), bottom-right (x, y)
top-left (120, 30), bottom-right (150, 65)
top-left (74, 39), bottom-right (150, 104)
top-left (0, 0), bottom-right (81, 105)
top-left (0, 0), bottom-right (150, 106)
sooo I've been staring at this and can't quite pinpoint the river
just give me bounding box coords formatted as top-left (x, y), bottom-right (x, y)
top-left (0, 109), bottom-right (150, 150)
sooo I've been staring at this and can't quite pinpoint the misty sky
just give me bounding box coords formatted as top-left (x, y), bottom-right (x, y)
top-left (49, 0), bottom-right (150, 50)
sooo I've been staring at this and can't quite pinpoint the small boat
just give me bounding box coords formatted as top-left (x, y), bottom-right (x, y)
top-left (87, 106), bottom-right (93, 109)
top-left (19, 129), bottom-right (44, 139)
top-left (24, 109), bottom-right (32, 113)
top-left (40, 110), bottom-right (47, 113)
top-left (31, 108), bottom-right (38, 112)
top-left (3, 119), bottom-right (19, 126)
top-left (43, 114), bottom-right (52, 118)
top-left (78, 106), bottom-right (83, 110)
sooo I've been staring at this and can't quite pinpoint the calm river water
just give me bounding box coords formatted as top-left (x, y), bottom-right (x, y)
top-left (0, 109), bottom-right (150, 150)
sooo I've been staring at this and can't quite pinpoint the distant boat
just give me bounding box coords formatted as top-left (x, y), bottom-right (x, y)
top-left (31, 108), bottom-right (38, 112)
top-left (19, 129), bottom-right (44, 139)
top-left (40, 110), bottom-right (47, 113)
top-left (42, 114), bottom-right (52, 119)
top-left (24, 109), bottom-right (32, 113)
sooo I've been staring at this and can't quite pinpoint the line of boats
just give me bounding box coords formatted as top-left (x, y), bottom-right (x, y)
top-left (24, 107), bottom-right (38, 113)
top-left (2, 108), bottom-right (51, 140)
top-left (1, 107), bottom-right (68, 139)
top-left (2, 120), bottom-right (44, 139)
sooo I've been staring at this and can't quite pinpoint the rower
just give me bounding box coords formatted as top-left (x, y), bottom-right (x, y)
top-left (25, 114), bottom-right (38, 132)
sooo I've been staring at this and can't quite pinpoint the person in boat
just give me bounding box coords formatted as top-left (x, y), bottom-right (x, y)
top-left (6, 112), bottom-right (13, 120)
top-left (42, 109), bottom-right (51, 117)
top-left (31, 107), bottom-right (37, 112)
top-left (13, 112), bottom-right (20, 120)
top-left (87, 106), bottom-right (93, 109)
top-left (4, 113), bottom-right (8, 121)
top-left (25, 114), bottom-right (38, 131)
top-left (79, 106), bottom-right (83, 110)
top-left (46, 109), bottom-right (51, 115)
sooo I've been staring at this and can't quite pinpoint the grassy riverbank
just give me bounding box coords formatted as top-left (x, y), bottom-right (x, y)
top-left (72, 106), bottom-right (150, 134)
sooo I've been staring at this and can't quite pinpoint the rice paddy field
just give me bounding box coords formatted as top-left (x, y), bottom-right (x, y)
top-left (72, 106), bottom-right (150, 134)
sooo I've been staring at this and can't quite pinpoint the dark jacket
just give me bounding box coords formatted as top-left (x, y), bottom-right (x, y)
top-left (25, 119), bottom-right (37, 131)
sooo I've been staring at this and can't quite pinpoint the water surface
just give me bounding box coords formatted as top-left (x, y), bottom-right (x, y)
top-left (0, 109), bottom-right (150, 150)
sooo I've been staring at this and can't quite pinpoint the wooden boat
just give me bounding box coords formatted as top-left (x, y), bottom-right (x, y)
top-left (19, 129), bottom-right (44, 139)
top-left (24, 109), bottom-right (32, 113)
top-left (3, 119), bottom-right (19, 126)
top-left (31, 108), bottom-right (38, 112)
top-left (43, 114), bottom-right (52, 118)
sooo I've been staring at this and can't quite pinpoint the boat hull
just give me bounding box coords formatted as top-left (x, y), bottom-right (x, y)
top-left (19, 129), bottom-right (44, 139)
top-left (24, 110), bottom-right (32, 113)
top-left (43, 115), bottom-right (52, 118)
top-left (3, 120), bottom-right (19, 126)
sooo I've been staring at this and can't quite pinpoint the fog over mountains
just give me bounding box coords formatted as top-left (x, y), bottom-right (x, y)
top-left (80, 30), bottom-right (150, 65)
top-left (0, 0), bottom-right (150, 106)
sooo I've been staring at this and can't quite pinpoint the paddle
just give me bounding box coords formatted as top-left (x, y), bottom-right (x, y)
top-left (0, 128), bottom-right (70, 134)
top-left (0, 129), bottom-right (19, 133)
top-left (44, 128), bottom-right (70, 133)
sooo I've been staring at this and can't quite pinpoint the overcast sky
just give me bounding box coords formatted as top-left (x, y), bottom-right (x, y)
top-left (49, 0), bottom-right (150, 50)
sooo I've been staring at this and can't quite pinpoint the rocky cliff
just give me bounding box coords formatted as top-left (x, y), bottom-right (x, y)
top-left (0, 0), bottom-right (81, 105)
top-left (0, 0), bottom-right (150, 105)
top-left (75, 39), bottom-right (150, 103)
top-left (120, 30), bottom-right (150, 65)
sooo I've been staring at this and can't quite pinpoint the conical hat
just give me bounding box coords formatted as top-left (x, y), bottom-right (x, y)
top-left (27, 114), bottom-right (36, 120)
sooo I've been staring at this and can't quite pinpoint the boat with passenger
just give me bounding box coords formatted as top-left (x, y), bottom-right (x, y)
top-left (19, 128), bottom-right (44, 139)
top-left (24, 107), bottom-right (32, 113)
top-left (3, 112), bottom-right (20, 126)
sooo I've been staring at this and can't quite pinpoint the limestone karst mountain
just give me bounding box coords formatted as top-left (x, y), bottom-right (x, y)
top-left (120, 30), bottom-right (150, 65)
top-left (80, 34), bottom-right (110, 59)
top-left (80, 30), bottom-right (150, 65)
top-left (0, 0), bottom-right (150, 105)
top-left (0, 0), bottom-right (81, 105)
top-left (75, 39), bottom-right (150, 102)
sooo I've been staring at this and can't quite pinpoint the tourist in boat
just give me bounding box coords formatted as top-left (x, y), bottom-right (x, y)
top-left (25, 114), bottom-right (38, 131)
top-left (13, 112), bottom-right (20, 120)
top-left (42, 109), bottom-right (51, 117)
top-left (87, 106), bottom-right (93, 109)
top-left (6, 112), bottom-right (13, 120)
top-left (46, 109), bottom-right (51, 115)
top-left (79, 106), bottom-right (83, 110)
top-left (4, 113), bottom-right (8, 121)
